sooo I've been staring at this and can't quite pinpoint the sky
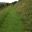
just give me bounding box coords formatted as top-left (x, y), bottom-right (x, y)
top-left (0, 0), bottom-right (19, 3)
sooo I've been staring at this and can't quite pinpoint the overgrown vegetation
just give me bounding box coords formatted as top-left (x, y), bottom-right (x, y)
top-left (16, 0), bottom-right (32, 32)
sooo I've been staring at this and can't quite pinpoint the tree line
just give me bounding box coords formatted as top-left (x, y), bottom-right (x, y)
top-left (0, 1), bottom-right (18, 8)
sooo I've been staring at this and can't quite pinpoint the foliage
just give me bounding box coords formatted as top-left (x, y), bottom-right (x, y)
top-left (16, 0), bottom-right (32, 32)
top-left (0, 0), bottom-right (32, 32)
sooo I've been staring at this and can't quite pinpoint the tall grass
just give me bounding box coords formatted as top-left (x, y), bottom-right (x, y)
top-left (16, 0), bottom-right (32, 32)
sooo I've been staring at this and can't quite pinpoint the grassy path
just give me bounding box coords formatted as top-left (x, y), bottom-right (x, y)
top-left (0, 6), bottom-right (24, 32)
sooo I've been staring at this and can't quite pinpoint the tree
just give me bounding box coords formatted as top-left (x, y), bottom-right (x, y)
top-left (11, 1), bottom-right (18, 5)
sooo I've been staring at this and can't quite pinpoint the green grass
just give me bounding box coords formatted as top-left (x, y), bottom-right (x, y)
top-left (0, 6), bottom-right (24, 32)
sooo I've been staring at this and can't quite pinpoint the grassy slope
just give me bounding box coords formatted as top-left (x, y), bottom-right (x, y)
top-left (0, 6), bottom-right (24, 32)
